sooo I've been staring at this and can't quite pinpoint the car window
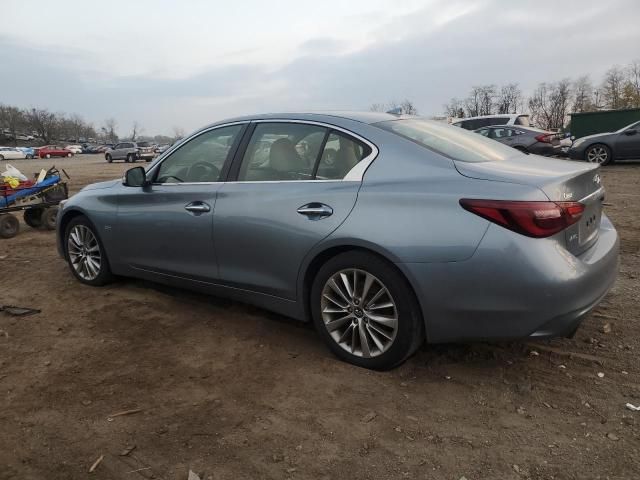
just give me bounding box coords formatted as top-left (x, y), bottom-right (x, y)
top-left (155, 124), bottom-right (243, 183)
top-left (492, 128), bottom-right (512, 138)
top-left (316, 131), bottom-right (371, 180)
top-left (515, 115), bottom-right (530, 126)
top-left (476, 128), bottom-right (490, 137)
top-left (237, 123), bottom-right (327, 181)
top-left (376, 118), bottom-right (517, 163)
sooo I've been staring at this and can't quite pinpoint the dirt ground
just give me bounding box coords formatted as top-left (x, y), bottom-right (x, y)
top-left (1, 155), bottom-right (638, 480)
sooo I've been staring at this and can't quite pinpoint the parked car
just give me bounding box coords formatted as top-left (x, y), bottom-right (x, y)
top-left (452, 114), bottom-right (530, 130)
top-left (16, 147), bottom-right (36, 159)
top-left (56, 112), bottom-right (619, 370)
top-left (105, 142), bottom-right (151, 163)
top-left (474, 125), bottom-right (561, 156)
top-left (135, 141), bottom-right (156, 162)
top-left (568, 120), bottom-right (640, 165)
top-left (16, 134), bottom-right (35, 141)
top-left (38, 145), bottom-right (72, 158)
top-left (0, 146), bottom-right (27, 160)
top-left (65, 145), bottom-right (83, 154)
top-left (96, 144), bottom-right (113, 153)
top-left (154, 144), bottom-right (171, 154)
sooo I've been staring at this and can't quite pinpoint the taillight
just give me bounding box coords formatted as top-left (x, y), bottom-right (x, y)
top-left (535, 134), bottom-right (553, 143)
top-left (460, 199), bottom-right (585, 238)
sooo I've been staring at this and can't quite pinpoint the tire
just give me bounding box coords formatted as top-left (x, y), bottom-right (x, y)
top-left (41, 207), bottom-right (58, 230)
top-left (310, 251), bottom-right (424, 370)
top-left (106, 154), bottom-right (112, 163)
top-left (46, 153), bottom-right (51, 159)
top-left (126, 153), bottom-right (136, 163)
top-left (585, 144), bottom-right (612, 165)
top-left (27, 154), bottom-right (33, 159)
top-left (0, 155), bottom-right (4, 161)
top-left (24, 208), bottom-right (44, 228)
top-left (67, 153), bottom-right (72, 157)
top-left (0, 214), bottom-right (20, 239)
top-left (64, 215), bottom-right (113, 286)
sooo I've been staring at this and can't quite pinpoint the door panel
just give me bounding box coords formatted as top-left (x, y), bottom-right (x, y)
top-left (114, 184), bottom-right (220, 280)
top-left (616, 129), bottom-right (640, 159)
top-left (213, 181), bottom-right (360, 299)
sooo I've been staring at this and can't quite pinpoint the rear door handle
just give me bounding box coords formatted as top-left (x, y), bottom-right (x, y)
top-left (185, 201), bottom-right (211, 213)
top-left (297, 203), bottom-right (333, 219)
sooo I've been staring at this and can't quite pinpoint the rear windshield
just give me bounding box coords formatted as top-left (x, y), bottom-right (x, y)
top-left (515, 115), bottom-right (530, 126)
top-left (376, 118), bottom-right (518, 163)
top-left (137, 141), bottom-right (151, 147)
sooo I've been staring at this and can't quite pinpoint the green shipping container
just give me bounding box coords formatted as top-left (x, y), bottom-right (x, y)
top-left (569, 108), bottom-right (640, 139)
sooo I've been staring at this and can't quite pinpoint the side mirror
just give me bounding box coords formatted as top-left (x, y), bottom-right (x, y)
top-left (123, 166), bottom-right (149, 187)
top-left (624, 129), bottom-right (637, 135)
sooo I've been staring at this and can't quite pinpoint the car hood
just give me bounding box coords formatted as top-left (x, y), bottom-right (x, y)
top-left (573, 132), bottom-right (615, 145)
top-left (80, 179), bottom-right (120, 191)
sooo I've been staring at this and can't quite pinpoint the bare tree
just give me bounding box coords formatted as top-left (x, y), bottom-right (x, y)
top-left (130, 120), bottom-right (143, 141)
top-left (0, 105), bottom-right (25, 145)
top-left (496, 84), bottom-right (522, 114)
top-left (101, 118), bottom-right (119, 143)
top-left (623, 60), bottom-right (640, 108)
top-left (172, 126), bottom-right (185, 142)
top-left (601, 66), bottom-right (626, 109)
top-left (444, 98), bottom-right (465, 118)
top-left (26, 108), bottom-right (59, 144)
top-left (478, 85), bottom-right (496, 116)
top-left (369, 100), bottom-right (418, 115)
top-left (572, 76), bottom-right (595, 113)
top-left (528, 79), bottom-right (572, 130)
top-left (464, 86), bottom-right (482, 117)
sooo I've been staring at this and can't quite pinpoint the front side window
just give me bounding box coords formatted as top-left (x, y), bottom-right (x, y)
top-left (155, 124), bottom-right (243, 183)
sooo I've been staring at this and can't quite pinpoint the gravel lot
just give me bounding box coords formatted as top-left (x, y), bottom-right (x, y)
top-left (1, 154), bottom-right (639, 480)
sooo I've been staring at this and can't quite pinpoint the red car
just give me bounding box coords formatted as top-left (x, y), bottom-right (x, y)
top-left (38, 145), bottom-right (73, 158)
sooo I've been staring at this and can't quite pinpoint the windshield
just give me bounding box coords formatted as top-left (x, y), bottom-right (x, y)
top-left (376, 118), bottom-right (518, 162)
top-left (137, 141), bottom-right (151, 147)
top-left (616, 121), bottom-right (640, 133)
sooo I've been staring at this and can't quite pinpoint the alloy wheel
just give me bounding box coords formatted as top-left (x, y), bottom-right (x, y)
top-left (587, 146), bottom-right (608, 164)
top-left (67, 225), bottom-right (102, 281)
top-left (320, 269), bottom-right (398, 358)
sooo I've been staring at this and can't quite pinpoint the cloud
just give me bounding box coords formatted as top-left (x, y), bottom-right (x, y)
top-left (1, 0), bottom-right (639, 135)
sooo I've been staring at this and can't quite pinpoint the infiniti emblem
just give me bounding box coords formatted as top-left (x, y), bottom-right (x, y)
top-left (593, 174), bottom-right (601, 185)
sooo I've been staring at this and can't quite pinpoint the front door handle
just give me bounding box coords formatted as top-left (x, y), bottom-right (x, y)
top-left (297, 203), bottom-right (333, 219)
top-left (185, 201), bottom-right (211, 213)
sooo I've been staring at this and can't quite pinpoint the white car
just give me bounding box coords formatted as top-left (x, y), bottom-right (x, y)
top-left (0, 147), bottom-right (27, 160)
top-left (451, 114), bottom-right (531, 130)
top-left (65, 145), bottom-right (83, 154)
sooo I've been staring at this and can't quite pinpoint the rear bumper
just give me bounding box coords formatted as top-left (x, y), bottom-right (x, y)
top-left (529, 143), bottom-right (559, 156)
top-left (399, 214), bottom-right (619, 343)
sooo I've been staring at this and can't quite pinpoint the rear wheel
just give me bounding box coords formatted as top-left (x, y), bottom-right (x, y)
top-left (24, 208), bottom-right (43, 228)
top-left (0, 214), bottom-right (19, 239)
top-left (46, 153), bottom-right (51, 159)
top-left (41, 207), bottom-right (58, 230)
top-left (67, 153), bottom-right (72, 157)
top-left (311, 251), bottom-right (424, 370)
top-left (26, 154), bottom-right (34, 159)
top-left (585, 144), bottom-right (612, 165)
top-left (105, 154), bottom-right (112, 163)
top-left (126, 153), bottom-right (136, 163)
top-left (64, 216), bottom-right (113, 286)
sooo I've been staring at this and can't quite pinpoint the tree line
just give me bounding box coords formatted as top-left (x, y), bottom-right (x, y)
top-left (443, 60), bottom-right (640, 131)
top-left (0, 105), bottom-right (183, 146)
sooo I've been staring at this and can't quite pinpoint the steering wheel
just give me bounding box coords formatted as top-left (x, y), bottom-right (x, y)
top-left (188, 161), bottom-right (220, 182)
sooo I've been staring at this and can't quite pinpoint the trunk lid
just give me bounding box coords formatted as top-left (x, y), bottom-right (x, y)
top-left (455, 155), bottom-right (605, 255)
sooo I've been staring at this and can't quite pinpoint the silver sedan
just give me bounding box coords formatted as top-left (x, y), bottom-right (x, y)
top-left (56, 112), bottom-right (619, 370)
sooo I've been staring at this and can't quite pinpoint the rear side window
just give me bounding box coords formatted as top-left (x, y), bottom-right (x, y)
top-left (316, 132), bottom-right (371, 180)
top-left (376, 118), bottom-right (517, 163)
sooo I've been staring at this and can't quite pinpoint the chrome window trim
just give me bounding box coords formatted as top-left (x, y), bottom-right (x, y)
top-left (147, 118), bottom-right (379, 186)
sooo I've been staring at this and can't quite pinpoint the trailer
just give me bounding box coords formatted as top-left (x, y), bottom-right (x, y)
top-left (0, 166), bottom-right (69, 239)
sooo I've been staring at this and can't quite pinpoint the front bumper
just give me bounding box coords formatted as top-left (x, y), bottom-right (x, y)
top-left (568, 147), bottom-right (585, 160)
top-left (399, 214), bottom-right (619, 343)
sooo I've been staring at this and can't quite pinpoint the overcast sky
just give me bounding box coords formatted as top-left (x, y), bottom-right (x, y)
top-left (1, 0), bottom-right (639, 136)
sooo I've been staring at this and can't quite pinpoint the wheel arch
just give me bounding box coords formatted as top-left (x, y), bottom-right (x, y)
top-left (298, 242), bottom-right (426, 334)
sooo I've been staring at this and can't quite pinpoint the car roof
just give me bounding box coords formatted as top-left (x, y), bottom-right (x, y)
top-left (201, 111), bottom-right (411, 129)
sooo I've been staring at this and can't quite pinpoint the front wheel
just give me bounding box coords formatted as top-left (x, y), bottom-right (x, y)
top-left (64, 216), bottom-right (113, 286)
top-left (24, 208), bottom-right (43, 228)
top-left (311, 251), bottom-right (424, 370)
top-left (67, 153), bottom-right (72, 157)
top-left (27, 154), bottom-right (34, 159)
top-left (41, 207), bottom-right (58, 230)
top-left (46, 153), bottom-right (51, 159)
top-left (585, 144), bottom-right (612, 165)
top-left (105, 154), bottom-right (112, 163)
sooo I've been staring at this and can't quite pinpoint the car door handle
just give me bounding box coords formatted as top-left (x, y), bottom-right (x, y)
top-left (297, 203), bottom-right (333, 219)
top-left (185, 201), bottom-right (211, 213)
